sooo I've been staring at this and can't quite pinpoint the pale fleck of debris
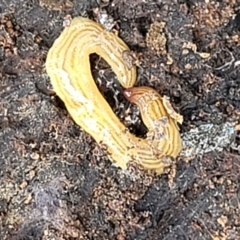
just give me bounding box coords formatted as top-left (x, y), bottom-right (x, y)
top-left (30, 152), bottom-right (40, 160)
top-left (122, 50), bottom-right (141, 69)
top-left (93, 8), bottom-right (115, 31)
top-left (182, 41), bottom-right (210, 58)
top-left (149, 74), bottom-right (158, 82)
top-left (19, 181), bottom-right (28, 189)
top-left (44, 229), bottom-right (49, 236)
top-left (235, 124), bottom-right (240, 130)
top-left (183, 41), bottom-right (197, 52)
top-left (182, 49), bottom-right (189, 55)
top-left (146, 21), bottom-right (167, 55)
top-left (40, 0), bottom-right (73, 11)
top-left (184, 63), bottom-right (192, 69)
top-left (29, 170), bottom-right (36, 180)
top-left (166, 54), bottom-right (173, 65)
top-left (24, 193), bottom-right (33, 204)
top-left (217, 215), bottom-right (228, 228)
top-left (198, 52), bottom-right (210, 58)
top-left (63, 14), bottom-right (72, 27)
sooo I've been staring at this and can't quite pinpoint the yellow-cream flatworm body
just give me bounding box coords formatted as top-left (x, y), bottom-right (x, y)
top-left (46, 17), bottom-right (182, 174)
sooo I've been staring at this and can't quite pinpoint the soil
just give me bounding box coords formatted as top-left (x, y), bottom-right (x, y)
top-left (0, 0), bottom-right (240, 239)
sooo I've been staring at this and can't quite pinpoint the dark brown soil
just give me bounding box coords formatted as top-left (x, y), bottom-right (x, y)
top-left (0, 1), bottom-right (240, 239)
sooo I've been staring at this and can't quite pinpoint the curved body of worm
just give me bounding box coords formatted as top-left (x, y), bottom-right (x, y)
top-left (123, 86), bottom-right (182, 159)
top-left (46, 17), bottom-right (182, 174)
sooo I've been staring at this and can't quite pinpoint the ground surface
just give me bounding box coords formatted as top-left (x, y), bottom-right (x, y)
top-left (0, 0), bottom-right (240, 239)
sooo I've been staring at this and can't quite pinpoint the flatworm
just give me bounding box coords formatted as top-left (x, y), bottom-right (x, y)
top-left (46, 17), bottom-right (182, 174)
